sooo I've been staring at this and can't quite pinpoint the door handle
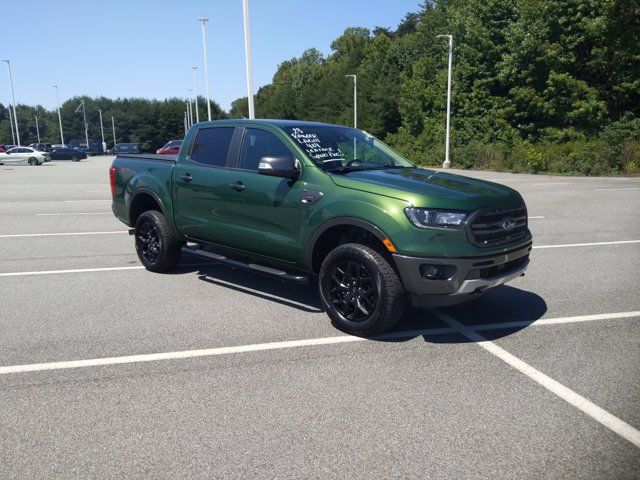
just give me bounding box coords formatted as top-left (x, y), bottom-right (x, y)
top-left (180, 173), bottom-right (193, 182)
top-left (229, 181), bottom-right (246, 192)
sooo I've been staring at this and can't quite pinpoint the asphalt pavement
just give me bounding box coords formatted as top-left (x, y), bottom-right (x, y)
top-left (1, 158), bottom-right (639, 479)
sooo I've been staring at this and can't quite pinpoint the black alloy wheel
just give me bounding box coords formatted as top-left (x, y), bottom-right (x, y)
top-left (328, 261), bottom-right (378, 322)
top-left (136, 220), bottom-right (161, 264)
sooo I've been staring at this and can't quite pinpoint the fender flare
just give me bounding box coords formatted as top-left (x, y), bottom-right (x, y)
top-left (129, 187), bottom-right (169, 224)
top-left (305, 217), bottom-right (389, 271)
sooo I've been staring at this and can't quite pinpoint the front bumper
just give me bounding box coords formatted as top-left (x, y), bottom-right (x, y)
top-left (392, 242), bottom-right (532, 300)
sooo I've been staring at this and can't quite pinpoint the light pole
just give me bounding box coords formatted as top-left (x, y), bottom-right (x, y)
top-left (184, 112), bottom-right (188, 135)
top-left (98, 109), bottom-right (106, 154)
top-left (192, 66), bottom-right (200, 123)
top-left (436, 34), bottom-right (453, 169)
top-left (242, 0), bottom-right (255, 119)
top-left (188, 90), bottom-right (194, 125)
top-left (345, 74), bottom-right (357, 128)
top-left (53, 85), bottom-right (64, 145)
top-left (35, 115), bottom-right (40, 142)
top-left (185, 100), bottom-right (191, 128)
top-left (3, 59), bottom-right (20, 146)
top-left (111, 116), bottom-right (117, 146)
top-left (7, 106), bottom-right (15, 144)
top-left (198, 18), bottom-right (212, 121)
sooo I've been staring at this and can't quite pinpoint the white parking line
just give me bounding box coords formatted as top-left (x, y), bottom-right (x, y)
top-left (432, 310), bottom-right (640, 449)
top-left (473, 311), bottom-right (640, 331)
top-left (35, 212), bottom-right (112, 216)
top-left (534, 240), bottom-right (640, 249)
top-left (0, 231), bottom-right (128, 239)
top-left (0, 266), bottom-right (144, 277)
top-left (1, 310), bottom-right (637, 375)
top-left (532, 183), bottom-right (571, 186)
top-left (64, 200), bottom-right (111, 203)
top-left (528, 216), bottom-right (545, 219)
top-left (595, 188), bottom-right (640, 191)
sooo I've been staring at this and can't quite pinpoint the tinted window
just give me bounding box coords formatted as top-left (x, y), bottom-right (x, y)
top-left (239, 128), bottom-right (292, 171)
top-left (190, 127), bottom-right (234, 167)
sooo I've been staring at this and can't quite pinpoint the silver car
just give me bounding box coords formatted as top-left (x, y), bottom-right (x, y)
top-left (1, 147), bottom-right (50, 165)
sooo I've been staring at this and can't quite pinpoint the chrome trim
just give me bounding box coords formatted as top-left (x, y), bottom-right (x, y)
top-left (453, 259), bottom-right (529, 295)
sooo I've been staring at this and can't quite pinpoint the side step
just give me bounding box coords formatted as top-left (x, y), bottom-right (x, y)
top-left (181, 245), bottom-right (309, 284)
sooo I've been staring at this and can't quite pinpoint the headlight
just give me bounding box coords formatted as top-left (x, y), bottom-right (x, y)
top-left (404, 207), bottom-right (468, 231)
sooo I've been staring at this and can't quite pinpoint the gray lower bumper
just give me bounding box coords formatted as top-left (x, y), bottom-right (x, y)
top-left (392, 242), bottom-right (532, 298)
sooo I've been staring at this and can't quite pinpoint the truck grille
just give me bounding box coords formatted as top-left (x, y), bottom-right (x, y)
top-left (467, 203), bottom-right (527, 247)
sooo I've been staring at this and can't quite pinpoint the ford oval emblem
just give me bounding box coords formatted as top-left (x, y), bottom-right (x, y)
top-left (501, 217), bottom-right (517, 231)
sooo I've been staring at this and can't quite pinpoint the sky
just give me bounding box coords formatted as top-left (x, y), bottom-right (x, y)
top-left (1, 0), bottom-right (422, 112)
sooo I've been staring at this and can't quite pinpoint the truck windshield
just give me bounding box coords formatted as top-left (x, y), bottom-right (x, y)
top-left (284, 125), bottom-right (414, 173)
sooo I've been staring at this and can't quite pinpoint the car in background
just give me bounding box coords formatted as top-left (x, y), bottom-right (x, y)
top-left (109, 143), bottom-right (141, 155)
top-left (51, 144), bottom-right (68, 149)
top-left (29, 143), bottom-right (53, 152)
top-left (0, 145), bottom-right (5, 153)
top-left (156, 139), bottom-right (182, 155)
top-left (49, 147), bottom-right (87, 161)
top-left (3, 145), bottom-right (17, 152)
top-left (67, 139), bottom-right (104, 155)
top-left (1, 147), bottom-right (50, 165)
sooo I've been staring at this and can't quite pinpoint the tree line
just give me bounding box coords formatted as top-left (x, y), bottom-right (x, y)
top-left (2, 0), bottom-right (638, 174)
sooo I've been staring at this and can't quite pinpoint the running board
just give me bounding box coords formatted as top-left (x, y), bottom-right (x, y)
top-left (181, 245), bottom-right (309, 284)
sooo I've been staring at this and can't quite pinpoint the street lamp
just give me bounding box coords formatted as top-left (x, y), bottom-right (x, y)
top-left (98, 109), bottom-right (106, 154)
top-left (35, 115), bottom-right (40, 143)
top-left (188, 89), bottom-right (194, 125)
top-left (242, 0), bottom-right (255, 119)
top-left (7, 106), bottom-right (15, 144)
top-left (111, 116), bottom-right (117, 146)
top-left (436, 34), bottom-right (453, 169)
top-left (192, 66), bottom-right (200, 123)
top-left (198, 18), bottom-right (212, 121)
top-left (53, 85), bottom-right (64, 145)
top-left (3, 59), bottom-right (20, 146)
top-left (345, 74), bottom-right (357, 128)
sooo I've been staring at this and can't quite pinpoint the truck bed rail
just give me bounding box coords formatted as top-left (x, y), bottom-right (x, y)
top-left (115, 154), bottom-right (178, 162)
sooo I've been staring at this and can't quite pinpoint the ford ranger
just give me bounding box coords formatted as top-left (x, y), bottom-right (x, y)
top-left (110, 120), bottom-right (531, 335)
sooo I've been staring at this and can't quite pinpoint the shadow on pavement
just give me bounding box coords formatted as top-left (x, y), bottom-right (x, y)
top-left (172, 260), bottom-right (546, 343)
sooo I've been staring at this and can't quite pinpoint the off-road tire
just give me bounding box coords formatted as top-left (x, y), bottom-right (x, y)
top-left (134, 210), bottom-right (181, 272)
top-left (319, 243), bottom-right (406, 336)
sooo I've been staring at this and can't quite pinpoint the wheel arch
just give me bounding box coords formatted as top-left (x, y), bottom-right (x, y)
top-left (129, 188), bottom-right (168, 227)
top-left (306, 217), bottom-right (393, 273)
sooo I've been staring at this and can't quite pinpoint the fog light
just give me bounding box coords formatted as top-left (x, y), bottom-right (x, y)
top-left (421, 265), bottom-right (440, 279)
top-left (420, 264), bottom-right (457, 280)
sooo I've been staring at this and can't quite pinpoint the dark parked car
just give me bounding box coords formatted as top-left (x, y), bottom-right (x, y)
top-left (49, 147), bottom-right (87, 161)
top-left (67, 139), bottom-right (104, 155)
top-left (109, 143), bottom-right (141, 155)
top-left (29, 143), bottom-right (53, 152)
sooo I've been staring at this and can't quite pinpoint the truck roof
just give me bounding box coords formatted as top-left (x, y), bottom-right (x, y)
top-left (192, 119), bottom-right (347, 129)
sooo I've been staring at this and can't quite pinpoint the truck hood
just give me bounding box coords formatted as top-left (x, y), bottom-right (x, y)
top-left (329, 168), bottom-right (522, 209)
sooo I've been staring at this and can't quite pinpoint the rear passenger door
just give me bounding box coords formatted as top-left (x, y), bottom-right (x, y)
top-left (221, 127), bottom-right (302, 263)
top-left (172, 126), bottom-right (237, 244)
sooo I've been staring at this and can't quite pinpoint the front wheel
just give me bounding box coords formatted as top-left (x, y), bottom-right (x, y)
top-left (134, 210), bottom-right (181, 272)
top-left (319, 243), bottom-right (406, 336)
top-left (71, 155), bottom-right (79, 162)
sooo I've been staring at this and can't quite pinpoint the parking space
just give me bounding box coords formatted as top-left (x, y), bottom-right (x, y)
top-left (1, 158), bottom-right (639, 478)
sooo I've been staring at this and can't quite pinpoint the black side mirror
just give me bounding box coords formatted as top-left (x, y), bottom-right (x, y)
top-left (258, 156), bottom-right (299, 179)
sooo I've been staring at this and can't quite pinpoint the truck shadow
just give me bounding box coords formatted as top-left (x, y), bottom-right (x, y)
top-left (174, 261), bottom-right (546, 343)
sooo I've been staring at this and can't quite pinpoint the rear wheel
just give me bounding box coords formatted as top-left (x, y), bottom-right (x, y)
top-left (28, 157), bottom-right (38, 166)
top-left (134, 210), bottom-right (181, 272)
top-left (71, 155), bottom-right (78, 162)
top-left (319, 243), bottom-right (406, 336)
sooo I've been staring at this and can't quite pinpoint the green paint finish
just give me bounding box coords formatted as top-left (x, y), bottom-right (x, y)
top-left (112, 120), bottom-right (532, 274)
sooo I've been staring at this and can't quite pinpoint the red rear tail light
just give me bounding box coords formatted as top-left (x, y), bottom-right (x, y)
top-left (109, 166), bottom-right (117, 199)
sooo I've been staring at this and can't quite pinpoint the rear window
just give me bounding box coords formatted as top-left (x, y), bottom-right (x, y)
top-left (190, 127), bottom-right (234, 167)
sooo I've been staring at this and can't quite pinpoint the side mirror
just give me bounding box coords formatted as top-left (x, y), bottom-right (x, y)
top-left (258, 156), bottom-right (299, 179)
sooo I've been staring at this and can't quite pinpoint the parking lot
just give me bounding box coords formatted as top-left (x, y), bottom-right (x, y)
top-left (1, 157), bottom-right (639, 479)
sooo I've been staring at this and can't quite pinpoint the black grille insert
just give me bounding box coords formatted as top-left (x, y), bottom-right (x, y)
top-left (467, 203), bottom-right (527, 247)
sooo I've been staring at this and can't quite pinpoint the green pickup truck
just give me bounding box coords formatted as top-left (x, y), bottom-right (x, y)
top-left (110, 120), bottom-right (531, 335)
